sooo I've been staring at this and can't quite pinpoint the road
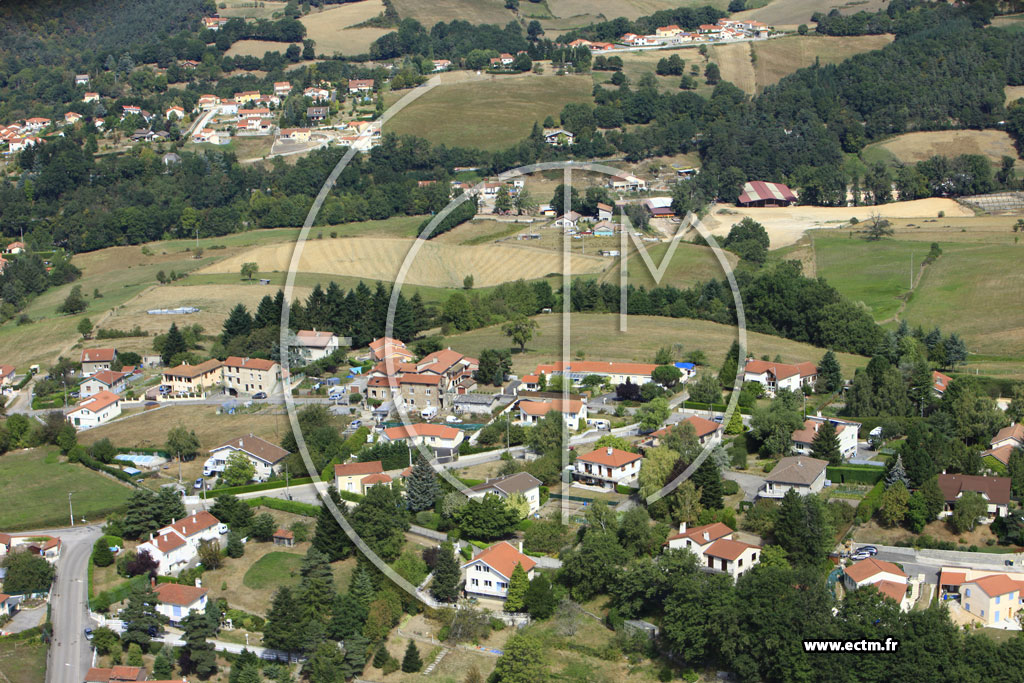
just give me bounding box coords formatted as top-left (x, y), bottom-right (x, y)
top-left (42, 524), bottom-right (103, 683)
top-left (722, 470), bottom-right (766, 502)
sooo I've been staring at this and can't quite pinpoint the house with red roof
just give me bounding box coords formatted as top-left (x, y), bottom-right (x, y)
top-left (81, 348), bottom-right (117, 376)
top-left (202, 16), bottom-right (228, 30)
top-left (295, 329), bottom-right (340, 361)
top-left (791, 415), bottom-right (860, 459)
top-left (274, 81), bottom-right (293, 96)
top-left (461, 541), bottom-right (535, 601)
top-left (381, 423), bottom-right (464, 459)
top-left (572, 446), bottom-right (642, 489)
top-left (0, 364), bottom-right (16, 387)
top-left (647, 415), bottom-right (724, 449)
top-left (939, 566), bottom-right (1024, 627)
top-left (519, 398), bottom-right (587, 430)
top-left (737, 180), bottom-right (797, 207)
top-left (80, 369), bottom-right (130, 398)
top-left (932, 370), bottom-right (952, 397)
top-left (759, 456), bottom-right (828, 498)
top-left (334, 460), bottom-right (393, 495)
top-left (348, 79), bottom-right (374, 94)
top-left (533, 360), bottom-right (658, 387)
top-left (743, 358), bottom-right (817, 396)
top-left (83, 665), bottom-right (146, 683)
top-left (64, 112), bottom-right (83, 125)
top-left (0, 533), bottom-right (62, 563)
top-left (843, 558), bottom-right (909, 609)
top-left (154, 581), bottom-right (208, 625)
top-left (467, 472), bottom-right (543, 513)
top-left (223, 356), bottom-right (280, 396)
top-left (397, 373), bottom-right (445, 413)
top-left (208, 434), bottom-right (290, 482)
top-left (83, 92), bottom-right (100, 103)
top-left (936, 473), bottom-right (1010, 519)
top-left (23, 117), bottom-right (51, 132)
top-left (368, 337), bottom-right (415, 363)
top-left (2, 241), bottom-right (25, 255)
top-left (66, 390), bottom-right (122, 429)
top-left (665, 522), bottom-right (761, 579)
top-left (135, 510), bottom-right (223, 576)
top-left (983, 423), bottom-right (1024, 468)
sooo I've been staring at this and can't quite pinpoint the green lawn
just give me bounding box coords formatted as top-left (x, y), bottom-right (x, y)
top-left (242, 551), bottom-right (305, 590)
top-left (0, 637), bottom-right (48, 683)
top-left (385, 74), bottom-right (594, 151)
top-left (0, 448), bottom-right (134, 530)
top-left (603, 240), bottom-right (740, 291)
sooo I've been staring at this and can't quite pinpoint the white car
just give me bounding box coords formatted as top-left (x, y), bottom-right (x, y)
top-left (446, 415), bottom-right (462, 424)
top-left (217, 523), bottom-right (228, 535)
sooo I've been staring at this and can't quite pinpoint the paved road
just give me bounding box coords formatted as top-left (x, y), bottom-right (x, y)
top-left (42, 524), bottom-right (103, 683)
top-left (722, 470), bottom-right (766, 502)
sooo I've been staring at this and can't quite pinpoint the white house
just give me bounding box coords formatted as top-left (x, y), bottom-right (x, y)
top-left (154, 582), bottom-right (209, 625)
top-left (80, 370), bottom-right (129, 398)
top-left (648, 415), bottom-right (723, 449)
top-left (843, 558), bottom-right (909, 610)
top-left (0, 533), bottom-right (62, 564)
top-left (791, 416), bottom-right (861, 459)
top-left (743, 359), bottom-right (817, 397)
top-left (294, 329), bottom-right (341, 361)
top-left (932, 370), bottom-right (952, 397)
top-left (553, 211), bottom-right (582, 229)
top-left (608, 174), bottom-right (647, 192)
top-left (66, 391), bottom-right (122, 429)
top-left (135, 511), bottom-right (223, 576)
top-left (453, 392), bottom-right (498, 416)
top-left (518, 398), bottom-right (587, 430)
top-left (81, 348), bottom-right (117, 375)
top-left (335, 460), bottom-right (394, 495)
top-left (543, 128), bottom-right (575, 146)
top-left (466, 472), bottom-right (543, 513)
top-left (533, 360), bottom-right (658, 387)
top-left (208, 434), bottom-right (290, 482)
top-left (665, 522), bottom-right (761, 580)
top-left (572, 446), bottom-right (641, 489)
top-left (380, 423), bottom-right (465, 459)
top-left (759, 456), bottom-right (828, 499)
top-left (461, 541), bottom-right (536, 601)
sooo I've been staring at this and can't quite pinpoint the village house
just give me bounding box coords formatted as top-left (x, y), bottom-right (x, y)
top-left (202, 16), bottom-right (228, 30)
top-left (936, 473), bottom-right (1010, 519)
top-left (417, 348), bottom-right (478, 382)
top-left (533, 360), bottom-right (659, 387)
top-left (279, 127), bottom-right (311, 143)
top-left (0, 364), bottom-right (15, 387)
top-left (238, 107), bottom-right (273, 120)
top-left (432, 59), bottom-right (452, 71)
top-left (197, 94), bottom-right (221, 110)
top-left (519, 398), bottom-right (587, 430)
top-left (596, 202), bottom-right (614, 221)
top-left (80, 369), bottom-right (129, 398)
top-left (843, 558), bottom-right (910, 610)
top-left (234, 91), bottom-right (261, 103)
top-left (306, 106), bottom-right (329, 122)
top-left (608, 174), bottom-right (647, 192)
top-left (23, 117), bottom-right (51, 132)
top-left (273, 529), bottom-right (295, 547)
top-left (154, 582), bottom-right (208, 626)
top-left (742, 358), bottom-right (817, 396)
top-left (218, 99), bottom-right (239, 116)
top-left (1, 241), bottom-right (24, 255)
top-left (192, 128), bottom-right (227, 145)
top-left (543, 128), bottom-right (575, 146)
top-left (162, 359), bottom-right (224, 395)
top-left (335, 460), bottom-right (392, 495)
top-left (208, 434), bottom-right (290, 482)
top-left (554, 211), bottom-right (583, 228)
top-left (83, 92), bottom-right (100, 103)
top-left (135, 510), bottom-right (223, 576)
top-left (303, 86), bottom-right (331, 102)
top-left (223, 356), bottom-right (280, 396)
top-left (365, 376), bottom-right (399, 403)
top-left (83, 665), bottom-right (147, 683)
top-left (461, 541), bottom-right (536, 601)
top-left (452, 392), bottom-right (498, 416)
top-left (759, 456), bottom-right (828, 498)
top-left (791, 416), bottom-right (861, 459)
top-left (397, 373), bottom-right (445, 412)
top-left (381, 423), bottom-right (464, 459)
top-left (571, 446), bottom-right (641, 489)
top-left (647, 415), bottom-right (724, 449)
top-left (274, 81), bottom-right (293, 96)
top-left (348, 79), bottom-right (374, 94)
top-left (939, 567), bottom-right (1024, 628)
top-left (665, 522), bottom-right (762, 580)
top-left (74, 74), bottom-right (90, 85)
top-left (982, 423), bottom-right (1024, 468)
top-left (467, 472), bottom-right (543, 513)
top-left (66, 390), bottom-right (122, 429)
top-left (932, 370), bottom-right (952, 397)
top-left (656, 24), bottom-right (683, 37)
top-left (294, 329), bottom-right (341, 361)
top-left (165, 106), bottom-right (185, 120)
top-left (0, 533), bottom-right (62, 563)
top-left (64, 112), bottom-right (83, 125)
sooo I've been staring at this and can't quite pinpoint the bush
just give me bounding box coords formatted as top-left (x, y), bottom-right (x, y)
top-left (616, 484), bottom-right (634, 495)
top-left (826, 465), bottom-right (884, 485)
top-left (722, 480), bottom-right (740, 496)
top-left (855, 481), bottom-right (886, 523)
top-left (762, 460), bottom-right (776, 474)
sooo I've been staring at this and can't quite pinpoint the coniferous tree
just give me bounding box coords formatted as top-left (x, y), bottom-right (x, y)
top-left (329, 592), bottom-right (368, 641)
top-left (401, 641), bottom-right (422, 673)
top-left (430, 542), bottom-right (460, 603)
top-left (817, 350), bottom-right (842, 393)
top-left (504, 562), bottom-right (529, 612)
top-left (523, 573), bottom-right (557, 619)
top-left (348, 562), bottom-right (377, 608)
top-left (373, 642), bottom-right (391, 668)
top-left (119, 582), bottom-right (162, 649)
top-left (264, 586), bottom-right (304, 654)
top-left (691, 457), bottom-right (724, 510)
top-left (181, 609), bottom-right (217, 678)
top-left (342, 635), bottom-right (370, 679)
top-left (719, 340), bottom-right (740, 388)
top-left (405, 455), bottom-right (440, 513)
top-left (152, 650), bottom-right (173, 679)
top-left (885, 454), bottom-right (910, 489)
top-left (297, 549), bottom-right (335, 648)
top-left (254, 294), bottom-right (279, 329)
top-left (121, 489), bottom-right (161, 540)
top-left (810, 420), bottom-right (843, 466)
top-left (311, 486), bottom-right (352, 561)
top-left (161, 322), bottom-right (187, 365)
top-left (221, 303), bottom-right (253, 345)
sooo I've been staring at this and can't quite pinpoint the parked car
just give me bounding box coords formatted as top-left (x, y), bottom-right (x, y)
top-left (84, 628), bottom-right (93, 640)
top-left (850, 551), bottom-right (871, 561)
top-left (252, 391), bottom-right (267, 399)
top-left (350, 419), bottom-right (362, 430)
top-left (193, 477), bottom-right (204, 490)
top-left (712, 415), bottom-right (724, 423)
top-left (857, 546), bottom-right (878, 556)
top-left (446, 415), bottom-right (462, 423)
top-left (217, 523), bottom-right (228, 535)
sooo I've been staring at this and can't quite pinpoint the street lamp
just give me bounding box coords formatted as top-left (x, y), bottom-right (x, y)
top-left (68, 492), bottom-right (74, 528)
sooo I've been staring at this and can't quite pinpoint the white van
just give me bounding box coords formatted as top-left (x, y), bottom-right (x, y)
top-left (421, 406), bottom-right (438, 420)
top-left (587, 418), bottom-right (610, 430)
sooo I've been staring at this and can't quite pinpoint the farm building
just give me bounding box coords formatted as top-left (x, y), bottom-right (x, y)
top-left (737, 181), bottom-right (797, 207)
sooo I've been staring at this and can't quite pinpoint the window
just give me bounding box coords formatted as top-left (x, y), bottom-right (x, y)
top-left (997, 596), bottom-right (1001, 605)
top-left (498, 582), bottom-right (507, 589)
top-left (966, 603), bottom-right (970, 611)
top-left (738, 559), bottom-right (743, 567)
top-left (471, 578), bottom-right (478, 586)
top-left (981, 610), bottom-right (985, 617)
top-left (484, 580), bottom-right (492, 588)
top-left (995, 610), bottom-right (1000, 622)
top-left (965, 588), bottom-right (971, 598)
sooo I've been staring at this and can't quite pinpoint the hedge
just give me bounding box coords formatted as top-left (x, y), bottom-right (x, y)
top-left (855, 481), bottom-right (885, 523)
top-left (90, 574), bottom-right (148, 611)
top-left (207, 477), bottom-right (314, 497)
top-left (74, 451), bottom-right (140, 485)
top-left (455, 477), bottom-right (485, 488)
top-left (826, 465), bottom-right (884, 485)
top-left (339, 490), bottom-right (364, 504)
top-left (246, 496), bottom-right (319, 517)
top-left (616, 484), bottom-right (634, 495)
top-left (683, 400), bottom-right (751, 416)
top-left (722, 480), bottom-right (740, 495)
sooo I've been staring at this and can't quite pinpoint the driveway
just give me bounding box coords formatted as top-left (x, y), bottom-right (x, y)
top-left (3, 603), bottom-right (46, 634)
top-left (722, 470), bottom-right (765, 502)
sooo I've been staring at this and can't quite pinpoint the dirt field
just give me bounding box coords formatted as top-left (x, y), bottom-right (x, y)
top-left (219, 0), bottom-right (288, 19)
top-left (751, 34), bottom-right (893, 91)
top-left (735, 0), bottom-right (888, 28)
top-left (391, 0), bottom-right (512, 26)
top-left (702, 198), bottom-right (975, 249)
top-left (225, 40), bottom-right (296, 58)
top-left (198, 236), bottom-right (609, 288)
top-left (301, 0), bottom-right (390, 55)
top-left (709, 42), bottom-right (755, 94)
top-left (1006, 85), bottom-right (1024, 106)
top-left (385, 73), bottom-right (594, 150)
top-left (547, 0), bottom-right (727, 21)
top-left (864, 129), bottom-right (1021, 167)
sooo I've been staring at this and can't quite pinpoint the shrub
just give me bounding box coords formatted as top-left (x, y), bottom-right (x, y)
top-left (855, 482), bottom-right (886, 524)
top-left (722, 480), bottom-right (740, 495)
top-left (762, 460), bottom-right (776, 474)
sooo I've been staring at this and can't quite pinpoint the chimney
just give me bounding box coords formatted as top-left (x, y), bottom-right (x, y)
top-left (150, 533), bottom-right (154, 541)
top-left (195, 577), bottom-right (202, 588)
top-left (679, 521), bottom-right (687, 533)
top-left (607, 446), bottom-right (613, 455)
top-left (518, 540), bottom-right (523, 553)
top-left (151, 577), bottom-right (156, 588)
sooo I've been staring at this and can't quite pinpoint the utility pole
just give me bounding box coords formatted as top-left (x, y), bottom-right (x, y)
top-left (285, 462), bottom-right (290, 500)
top-left (910, 251), bottom-right (913, 290)
top-left (68, 492), bottom-right (74, 527)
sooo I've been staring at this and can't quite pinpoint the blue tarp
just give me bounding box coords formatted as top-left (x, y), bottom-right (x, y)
top-left (675, 362), bottom-right (696, 370)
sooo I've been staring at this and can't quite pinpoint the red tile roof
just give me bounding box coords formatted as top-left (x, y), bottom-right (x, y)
top-left (335, 460), bottom-right (383, 477)
top-left (82, 348), bottom-right (116, 363)
top-left (665, 522), bottom-right (733, 545)
top-left (969, 573), bottom-right (1024, 597)
top-left (295, 330), bottom-right (336, 348)
top-left (164, 359), bottom-right (224, 379)
top-left (210, 434), bottom-right (289, 465)
top-left (399, 373), bottom-right (441, 386)
top-left (982, 445), bottom-right (1014, 467)
top-left (69, 390), bottom-right (121, 414)
top-left (154, 582), bottom-right (208, 607)
top-left (463, 541), bottom-right (535, 578)
top-left (533, 360), bottom-right (657, 377)
top-left (936, 473), bottom-right (1011, 506)
top-left (360, 472), bottom-right (392, 485)
top-left (520, 399), bottom-right (584, 416)
top-left (744, 359), bottom-right (814, 381)
top-left (873, 579), bottom-right (908, 603)
top-left (844, 557), bottom-right (907, 583)
top-left (166, 510), bottom-right (220, 539)
top-left (418, 349), bottom-right (475, 374)
top-left (932, 370), bottom-right (952, 393)
top-left (274, 528), bottom-right (293, 539)
top-left (383, 424), bottom-right (461, 440)
top-left (791, 419), bottom-right (847, 444)
top-left (704, 538), bottom-right (759, 561)
top-left (89, 370), bottom-right (128, 386)
top-left (148, 531), bottom-right (186, 554)
top-left (576, 446), bottom-right (641, 468)
top-left (992, 423), bottom-right (1024, 446)
top-left (224, 356), bottom-right (277, 371)
top-left (939, 569), bottom-right (967, 587)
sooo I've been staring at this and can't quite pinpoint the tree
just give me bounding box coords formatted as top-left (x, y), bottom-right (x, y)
top-left (818, 350), bottom-right (842, 393)
top-left (491, 631), bottom-right (546, 682)
top-left (637, 397), bottom-right (670, 432)
top-left (502, 315), bottom-right (538, 352)
top-left (865, 214), bottom-right (894, 240)
top-left (161, 323), bottom-right (187, 366)
top-left (704, 62), bottom-right (720, 85)
top-left (691, 457), bottom-right (724, 510)
top-left (221, 303), bottom-right (253, 345)
top-left (885, 454), bottom-right (910, 489)
top-left (476, 348), bottom-right (512, 386)
top-left (919, 476), bottom-right (946, 522)
top-left (350, 485), bottom-right (409, 562)
top-left (504, 562), bottom-right (530, 612)
top-left (689, 373), bottom-right (721, 405)
top-left (456, 493), bottom-right (519, 540)
top-left (810, 420), bottom-right (842, 466)
top-left (463, 274), bottom-right (474, 290)
top-left (430, 542), bottom-right (461, 603)
top-left (880, 481), bottom-right (910, 527)
top-left (264, 586), bottom-right (304, 654)
top-left (93, 538), bottom-right (114, 567)
top-left (222, 452), bottom-right (256, 486)
top-left (524, 573), bottom-right (557, 619)
top-left (210, 494), bottom-right (254, 532)
top-left (119, 582), bottom-right (162, 649)
top-left (652, 364), bottom-right (682, 388)
top-left (180, 609), bottom-right (217, 678)
top-left (773, 490), bottom-right (834, 566)
top-left (514, 187), bottom-right (537, 215)
top-left (951, 491), bottom-right (987, 533)
top-left (78, 317), bottom-right (93, 338)
top-left (152, 650), bottom-right (174, 679)
top-left (226, 531), bottom-right (245, 558)
top-left (198, 539), bottom-right (222, 570)
top-left (311, 487), bottom-right (352, 561)
top-left (305, 641), bottom-right (345, 683)
top-left (251, 513), bottom-right (276, 542)
top-left (1, 552), bottom-right (55, 594)
top-left (1009, 449), bottom-right (1024, 498)
top-left (494, 185), bottom-right (513, 214)
top-left (560, 529), bottom-right (628, 600)
top-left (401, 641), bottom-right (422, 673)
top-left (59, 285), bottom-right (87, 314)
top-left (240, 262), bottom-right (259, 280)
top-left (724, 410), bottom-right (744, 435)
top-left (330, 592), bottom-right (368, 641)
top-left (406, 454), bottom-right (440, 513)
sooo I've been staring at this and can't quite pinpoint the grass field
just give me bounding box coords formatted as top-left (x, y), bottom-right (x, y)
top-left (710, 42), bottom-right (755, 94)
top-left (595, 48), bottom-right (716, 95)
top-left (219, 0), bottom-right (288, 19)
top-left (1006, 85), bottom-right (1024, 106)
top-left (445, 312), bottom-right (869, 376)
top-left (600, 240), bottom-right (739, 290)
top-left (0, 449), bottom-right (133, 530)
top-left (225, 40), bottom-right (295, 58)
top-left (199, 236), bottom-right (610, 288)
top-left (0, 638), bottom-right (47, 683)
top-left (750, 34), bottom-right (893, 92)
top-left (301, 1), bottom-right (390, 56)
top-left (385, 74), bottom-right (594, 151)
top-left (242, 551), bottom-right (306, 590)
top-left (734, 0), bottom-right (888, 27)
top-left (391, 0), bottom-right (512, 26)
top-left (862, 130), bottom-right (1021, 168)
